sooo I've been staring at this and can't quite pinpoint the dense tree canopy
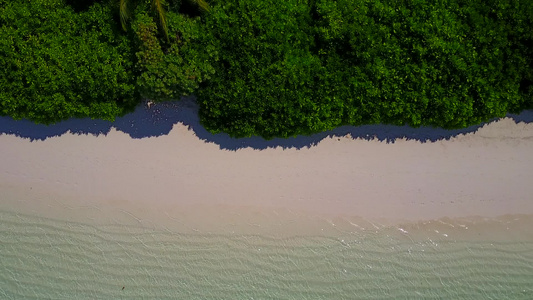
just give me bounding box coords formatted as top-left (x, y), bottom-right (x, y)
top-left (115, 0), bottom-right (209, 40)
top-left (132, 3), bottom-right (217, 101)
top-left (197, 0), bottom-right (338, 138)
top-left (198, 0), bottom-right (533, 138)
top-left (314, 0), bottom-right (533, 128)
top-left (0, 0), bottom-right (138, 123)
top-left (1, 0), bottom-right (532, 137)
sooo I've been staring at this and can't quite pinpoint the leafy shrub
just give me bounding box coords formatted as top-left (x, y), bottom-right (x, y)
top-left (197, 0), bottom-right (345, 138)
top-left (0, 0), bottom-right (138, 123)
top-left (314, 0), bottom-right (533, 129)
top-left (198, 0), bottom-right (533, 138)
top-left (1, 0), bottom-right (531, 136)
top-left (132, 5), bottom-right (217, 101)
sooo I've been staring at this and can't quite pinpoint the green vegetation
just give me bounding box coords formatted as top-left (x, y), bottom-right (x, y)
top-left (197, 0), bottom-right (331, 138)
top-left (313, 0), bottom-right (533, 129)
top-left (115, 0), bottom-right (209, 41)
top-left (199, 0), bottom-right (533, 137)
top-left (1, 0), bottom-right (532, 137)
top-left (132, 3), bottom-right (216, 101)
top-left (0, 0), bottom-right (140, 122)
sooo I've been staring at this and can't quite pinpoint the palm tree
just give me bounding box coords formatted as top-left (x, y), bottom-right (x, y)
top-left (117, 0), bottom-right (209, 40)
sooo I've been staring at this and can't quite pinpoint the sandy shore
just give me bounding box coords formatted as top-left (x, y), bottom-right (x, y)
top-left (1, 103), bottom-right (533, 236)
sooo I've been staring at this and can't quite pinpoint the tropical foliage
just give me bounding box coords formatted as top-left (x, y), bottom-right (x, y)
top-left (198, 0), bottom-right (533, 138)
top-left (116, 0), bottom-right (209, 40)
top-left (0, 0), bottom-right (138, 123)
top-left (1, 0), bottom-right (532, 137)
top-left (132, 4), bottom-right (217, 101)
top-left (313, 0), bottom-right (533, 129)
top-left (197, 0), bottom-right (332, 138)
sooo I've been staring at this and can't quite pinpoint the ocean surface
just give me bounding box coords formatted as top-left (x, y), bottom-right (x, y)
top-left (1, 210), bottom-right (533, 300)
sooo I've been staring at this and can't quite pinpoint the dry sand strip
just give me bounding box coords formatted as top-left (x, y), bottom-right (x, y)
top-left (1, 111), bottom-right (533, 236)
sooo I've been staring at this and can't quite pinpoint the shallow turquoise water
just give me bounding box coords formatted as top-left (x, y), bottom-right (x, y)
top-left (1, 211), bottom-right (532, 299)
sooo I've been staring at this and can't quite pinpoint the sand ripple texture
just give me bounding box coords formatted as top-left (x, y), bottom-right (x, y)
top-left (1, 211), bottom-right (533, 300)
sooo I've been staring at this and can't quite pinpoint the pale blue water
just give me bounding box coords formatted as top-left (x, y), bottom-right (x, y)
top-left (1, 210), bottom-right (532, 299)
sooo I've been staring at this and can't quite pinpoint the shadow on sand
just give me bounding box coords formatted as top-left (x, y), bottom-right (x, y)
top-left (1, 97), bottom-right (532, 151)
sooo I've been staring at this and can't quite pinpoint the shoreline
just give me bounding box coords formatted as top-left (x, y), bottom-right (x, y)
top-left (1, 112), bottom-right (533, 237)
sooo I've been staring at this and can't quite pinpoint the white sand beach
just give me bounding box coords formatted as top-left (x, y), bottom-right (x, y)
top-left (1, 103), bottom-right (533, 236)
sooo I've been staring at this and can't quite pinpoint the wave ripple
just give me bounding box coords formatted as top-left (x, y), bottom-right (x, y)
top-left (1, 211), bottom-right (532, 299)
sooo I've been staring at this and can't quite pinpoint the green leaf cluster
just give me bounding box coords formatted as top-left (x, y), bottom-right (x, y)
top-left (132, 5), bottom-right (217, 101)
top-left (0, 0), bottom-right (138, 123)
top-left (313, 0), bottom-right (533, 129)
top-left (197, 0), bottom-right (344, 138)
top-left (1, 0), bottom-right (532, 138)
top-left (198, 0), bottom-right (533, 138)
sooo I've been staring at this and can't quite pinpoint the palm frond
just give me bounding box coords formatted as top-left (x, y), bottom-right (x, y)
top-left (152, 0), bottom-right (169, 41)
top-left (185, 0), bottom-right (209, 12)
top-left (119, 0), bottom-right (129, 31)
